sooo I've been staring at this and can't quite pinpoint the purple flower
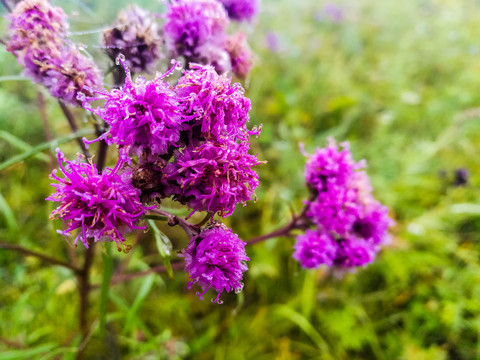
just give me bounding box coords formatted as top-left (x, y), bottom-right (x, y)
top-left (6, 0), bottom-right (67, 81)
top-left (164, 0), bottom-right (229, 59)
top-left (219, 0), bottom-right (259, 22)
top-left (181, 223), bottom-right (249, 304)
top-left (315, 3), bottom-right (344, 23)
top-left (43, 46), bottom-right (103, 106)
top-left (335, 236), bottom-right (376, 268)
top-left (175, 63), bottom-right (256, 142)
top-left (102, 5), bottom-right (162, 74)
top-left (46, 151), bottom-right (148, 249)
top-left (293, 230), bottom-right (338, 268)
top-left (81, 60), bottom-right (183, 157)
top-left (225, 32), bottom-right (253, 78)
top-left (265, 31), bottom-right (279, 53)
top-left (352, 201), bottom-right (393, 245)
top-left (164, 138), bottom-right (261, 217)
top-left (194, 42), bottom-right (232, 75)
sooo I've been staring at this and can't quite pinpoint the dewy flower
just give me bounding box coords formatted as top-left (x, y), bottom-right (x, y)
top-left (164, 0), bottom-right (229, 59)
top-left (81, 59), bottom-right (183, 157)
top-left (164, 138), bottom-right (261, 217)
top-left (46, 150), bottom-right (148, 249)
top-left (102, 5), bottom-right (162, 74)
top-left (6, 0), bottom-right (68, 81)
top-left (293, 230), bottom-right (338, 269)
top-left (175, 63), bottom-right (256, 142)
top-left (43, 46), bottom-right (103, 106)
top-left (219, 0), bottom-right (259, 22)
top-left (334, 235), bottom-right (376, 268)
top-left (181, 223), bottom-right (249, 304)
top-left (225, 32), bottom-right (253, 78)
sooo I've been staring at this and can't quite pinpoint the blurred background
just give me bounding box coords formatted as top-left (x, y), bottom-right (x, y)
top-left (2, 0), bottom-right (480, 359)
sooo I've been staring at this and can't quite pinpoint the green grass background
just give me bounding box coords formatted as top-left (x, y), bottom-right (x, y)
top-left (2, 0), bottom-right (480, 358)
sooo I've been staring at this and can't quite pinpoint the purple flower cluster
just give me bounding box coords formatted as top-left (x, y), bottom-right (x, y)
top-left (164, 139), bottom-right (261, 217)
top-left (6, 0), bottom-right (103, 105)
top-left (163, 0), bottom-right (255, 78)
top-left (46, 151), bottom-right (148, 249)
top-left (181, 223), bottom-right (249, 304)
top-left (82, 62), bottom-right (262, 218)
top-left (102, 5), bottom-right (162, 74)
top-left (219, 0), bottom-right (259, 22)
top-left (81, 59), bottom-right (183, 158)
top-left (293, 139), bottom-right (393, 269)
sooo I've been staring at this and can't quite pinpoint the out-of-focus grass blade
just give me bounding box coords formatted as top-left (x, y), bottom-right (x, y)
top-left (0, 343), bottom-right (56, 360)
top-left (0, 192), bottom-right (19, 235)
top-left (122, 274), bottom-right (155, 335)
top-left (99, 245), bottom-right (114, 337)
top-left (0, 129), bottom-right (94, 172)
top-left (450, 203), bottom-right (480, 215)
top-left (275, 305), bottom-right (331, 356)
top-left (0, 131), bottom-right (49, 163)
top-left (147, 219), bottom-right (174, 278)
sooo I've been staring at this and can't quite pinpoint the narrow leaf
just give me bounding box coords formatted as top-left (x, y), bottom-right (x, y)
top-left (0, 192), bottom-right (19, 235)
top-left (123, 274), bottom-right (155, 335)
top-left (0, 130), bottom-right (49, 162)
top-left (99, 245), bottom-right (114, 337)
top-left (0, 129), bottom-right (95, 172)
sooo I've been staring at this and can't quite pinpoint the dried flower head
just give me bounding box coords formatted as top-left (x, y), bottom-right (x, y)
top-left (46, 151), bottom-right (148, 249)
top-left (164, 138), bottom-right (261, 217)
top-left (81, 59), bottom-right (183, 157)
top-left (175, 63), bottom-right (257, 142)
top-left (181, 223), bottom-right (249, 304)
top-left (102, 5), bottom-right (162, 73)
top-left (164, 0), bottom-right (229, 59)
top-left (219, 0), bottom-right (259, 22)
top-left (43, 46), bottom-right (103, 105)
top-left (225, 32), bottom-right (253, 78)
top-left (6, 0), bottom-right (68, 81)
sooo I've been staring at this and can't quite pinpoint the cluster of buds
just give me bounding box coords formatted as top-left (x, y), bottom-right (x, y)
top-left (293, 139), bottom-right (393, 270)
top-left (164, 0), bottom-right (255, 78)
top-left (6, 0), bottom-right (103, 105)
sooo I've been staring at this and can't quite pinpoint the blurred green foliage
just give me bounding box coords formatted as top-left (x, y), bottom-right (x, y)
top-left (2, 0), bottom-right (480, 358)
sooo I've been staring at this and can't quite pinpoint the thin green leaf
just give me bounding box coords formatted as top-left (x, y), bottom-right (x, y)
top-left (0, 131), bottom-right (49, 162)
top-left (0, 344), bottom-right (56, 360)
top-left (123, 274), bottom-right (155, 335)
top-left (0, 128), bottom-right (95, 172)
top-left (0, 192), bottom-right (19, 235)
top-left (99, 245), bottom-right (114, 337)
top-left (148, 219), bottom-right (174, 278)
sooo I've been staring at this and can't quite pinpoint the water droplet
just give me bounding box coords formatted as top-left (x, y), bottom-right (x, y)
top-left (115, 54), bottom-right (126, 66)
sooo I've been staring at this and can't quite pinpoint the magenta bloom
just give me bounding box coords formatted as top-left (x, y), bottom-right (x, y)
top-left (335, 236), bottom-right (376, 268)
top-left (176, 64), bottom-right (256, 141)
top-left (181, 223), bottom-right (249, 304)
top-left (164, 138), bottom-right (261, 217)
top-left (293, 230), bottom-right (338, 268)
top-left (47, 151), bottom-right (148, 249)
top-left (102, 5), bottom-right (162, 73)
top-left (226, 32), bottom-right (253, 78)
top-left (43, 46), bottom-right (103, 105)
top-left (81, 61), bottom-right (183, 157)
top-left (164, 0), bottom-right (229, 59)
top-left (219, 0), bottom-right (259, 22)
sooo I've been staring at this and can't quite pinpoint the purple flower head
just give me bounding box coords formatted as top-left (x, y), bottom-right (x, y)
top-left (46, 151), bottom-right (148, 250)
top-left (81, 59), bottom-right (183, 157)
top-left (293, 230), bottom-right (338, 269)
top-left (164, 138), bottom-right (262, 217)
top-left (164, 0), bottom-right (229, 59)
top-left (353, 201), bottom-right (393, 245)
top-left (335, 235), bottom-right (376, 268)
top-left (175, 63), bottom-right (257, 141)
top-left (102, 5), bottom-right (162, 74)
top-left (225, 32), bottom-right (253, 78)
top-left (6, 0), bottom-right (68, 81)
top-left (43, 46), bottom-right (103, 106)
top-left (219, 0), bottom-right (259, 22)
top-left (181, 222), bottom-right (249, 304)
